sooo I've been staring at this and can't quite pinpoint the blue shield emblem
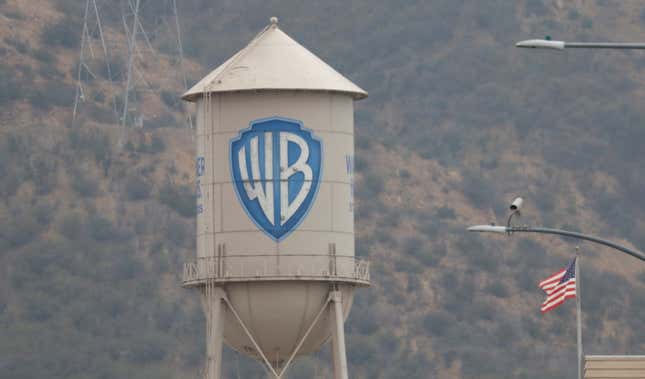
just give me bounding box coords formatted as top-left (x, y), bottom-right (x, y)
top-left (230, 117), bottom-right (322, 241)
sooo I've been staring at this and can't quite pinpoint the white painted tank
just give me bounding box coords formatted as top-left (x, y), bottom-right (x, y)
top-left (182, 18), bottom-right (369, 372)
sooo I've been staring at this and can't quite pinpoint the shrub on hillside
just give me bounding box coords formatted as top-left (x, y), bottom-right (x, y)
top-left (88, 215), bottom-right (116, 242)
top-left (33, 48), bottom-right (56, 64)
top-left (422, 311), bottom-right (452, 337)
top-left (158, 182), bottom-right (195, 218)
top-left (23, 293), bottom-right (57, 322)
top-left (143, 113), bottom-right (176, 129)
top-left (0, 214), bottom-right (36, 249)
top-left (0, 134), bottom-right (24, 197)
top-left (57, 211), bottom-right (84, 240)
top-left (110, 247), bottom-right (142, 281)
top-left (419, 216), bottom-right (440, 238)
top-left (461, 173), bottom-right (495, 209)
top-left (129, 134), bottom-right (166, 154)
top-left (0, 63), bottom-right (20, 105)
top-left (359, 173), bottom-right (384, 198)
top-left (435, 206), bottom-right (456, 219)
top-left (355, 236), bottom-right (371, 257)
top-left (286, 358), bottom-right (316, 378)
top-left (5, 36), bottom-right (29, 54)
top-left (403, 236), bottom-right (440, 266)
top-left (85, 103), bottom-right (115, 124)
top-left (394, 256), bottom-right (423, 274)
top-left (514, 268), bottom-right (540, 292)
top-left (148, 135), bottom-right (166, 153)
top-left (485, 281), bottom-right (509, 298)
top-left (68, 127), bottom-right (112, 165)
top-left (92, 90), bottom-right (105, 103)
top-left (38, 63), bottom-right (64, 80)
top-left (97, 56), bottom-right (125, 81)
top-left (582, 17), bottom-right (593, 29)
top-left (3, 10), bottom-right (24, 20)
top-left (41, 18), bottom-right (80, 48)
top-left (28, 80), bottom-right (75, 110)
top-left (72, 172), bottom-right (99, 197)
top-left (124, 175), bottom-right (151, 201)
top-left (160, 90), bottom-right (182, 111)
top-left (403, 236), bottom-right (423, 255)
top-left (165, 219), bottom-right (188, 247)
top-left (460, 349), bottom-right (502, 378)
top-left (32, 202), bottom-right (54, 227)
top-left (0, 172), bottom-right (20, 198)
top-left (30, 156), bottom-right (58, 195)
top-left (129, 334), bottom-right (168, 363)
top-left (377, 208), bottom-right (400, 228)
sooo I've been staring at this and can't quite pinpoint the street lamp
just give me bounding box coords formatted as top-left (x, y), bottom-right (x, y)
top-left (469, 198), bottom-right (645, 379)
top-left (467, 197), bottom-right (645, 263)
top-left (513, 36), bottom-right (645, 379)
top-left (509, 38), bottom-right (645, 262)
top-left (516, 38), bottom-right (645, 50)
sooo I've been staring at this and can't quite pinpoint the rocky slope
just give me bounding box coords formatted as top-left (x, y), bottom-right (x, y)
top-left (1, 1), bottom-right (644, 378)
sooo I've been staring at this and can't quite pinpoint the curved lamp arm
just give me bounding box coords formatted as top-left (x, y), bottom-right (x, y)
top-left (468, 225), bottom-right (645, 263)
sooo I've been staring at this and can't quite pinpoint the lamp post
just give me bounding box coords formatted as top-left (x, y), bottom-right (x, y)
top-left (468, 198), bottom-right (644, 379)
top-left (509, 38), bottom-right (645, 262)
top-left (513, 36), bottom-right (645, 379)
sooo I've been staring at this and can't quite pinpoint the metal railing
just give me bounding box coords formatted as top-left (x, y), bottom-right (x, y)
top-left (183, 254), bottom-right (370, 286)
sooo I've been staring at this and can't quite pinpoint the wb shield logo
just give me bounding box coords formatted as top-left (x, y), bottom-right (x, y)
top-left (230, 117), bottom-right (322, 241)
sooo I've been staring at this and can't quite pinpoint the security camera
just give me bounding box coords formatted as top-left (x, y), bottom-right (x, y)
top-left (510, 197), bottom-right (523, 212)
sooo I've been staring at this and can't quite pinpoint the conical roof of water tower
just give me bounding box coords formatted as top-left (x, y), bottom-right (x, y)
top-left (181, 17), bottom-right (368, 102)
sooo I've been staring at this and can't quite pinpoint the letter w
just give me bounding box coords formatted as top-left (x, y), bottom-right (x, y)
top-left (238, 133), bottom-right (274, 225)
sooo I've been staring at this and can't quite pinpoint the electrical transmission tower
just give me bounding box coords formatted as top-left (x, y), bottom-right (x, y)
top-left (72, 0), bottom-right (192, 147)
top-left (72, 0), bottom-right (114, 121)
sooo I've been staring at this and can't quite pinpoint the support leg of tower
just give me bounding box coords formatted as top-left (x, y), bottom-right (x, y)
top-left (330, 290), bottom-right (349, 379)
top-left (204, 286), bottom-right (225, 379)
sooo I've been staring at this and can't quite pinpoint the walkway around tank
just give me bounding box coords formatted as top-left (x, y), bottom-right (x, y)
top-left (183, 254), bottom-right (370, 287)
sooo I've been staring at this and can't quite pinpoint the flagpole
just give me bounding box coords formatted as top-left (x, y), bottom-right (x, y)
top-left (576, 248), bottom-right (583, 379)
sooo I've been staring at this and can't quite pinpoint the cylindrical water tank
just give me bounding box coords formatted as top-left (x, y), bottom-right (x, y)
top-left (182, 19), bottom-right (369, 369)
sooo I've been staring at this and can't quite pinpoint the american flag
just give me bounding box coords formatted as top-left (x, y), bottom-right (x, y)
top-left (538, 258), bottom-right (577, 313)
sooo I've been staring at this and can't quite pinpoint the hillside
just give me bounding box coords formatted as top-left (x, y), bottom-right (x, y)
top-left (1, 0), bottom-right (645, 378)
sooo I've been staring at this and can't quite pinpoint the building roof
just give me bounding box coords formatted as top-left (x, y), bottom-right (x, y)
top-left (182, 18), bottom-right (367, 102)
top-left (585, 355), bottom-right (645, 379)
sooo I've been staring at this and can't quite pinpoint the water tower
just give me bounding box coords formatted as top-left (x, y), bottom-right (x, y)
top-left (181, 17), bottom-right (370, 379)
